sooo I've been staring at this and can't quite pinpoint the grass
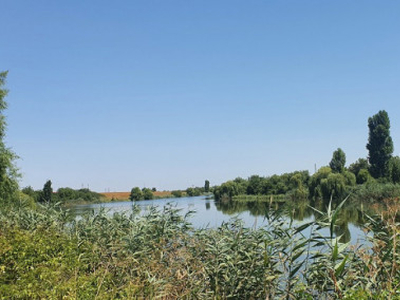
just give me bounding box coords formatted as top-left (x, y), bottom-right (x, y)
top-left (232, 194), bottom-right (288, 203)
top-left (350, 182), bottom-right (400, 202)
top-left (1, 197), bottom-right (400, 299)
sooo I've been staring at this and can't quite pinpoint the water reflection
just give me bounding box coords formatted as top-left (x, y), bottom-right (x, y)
top-left (70, 196), bottom-right (381, 244)
top-left (215, 198), bottom-right (376, 243)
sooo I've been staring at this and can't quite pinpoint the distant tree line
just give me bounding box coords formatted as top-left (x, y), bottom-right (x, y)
top-left (21, 180), bottom-right (103, 203)
top-left (130, 180), bottom-right (212, 201)
top-left (213, 171), bottom-right (310, 201)
top-left (214, 110), bottom-right (400, 201)
top-left (128, 186), bottom-right (203, 201)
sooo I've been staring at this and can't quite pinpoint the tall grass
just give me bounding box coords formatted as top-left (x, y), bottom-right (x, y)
top-left (1, 197), bottom-right (400, 298)
top-left (232, 194), bottom-right (288, 203)
top-left (351, 182), bottom-right (400, 202)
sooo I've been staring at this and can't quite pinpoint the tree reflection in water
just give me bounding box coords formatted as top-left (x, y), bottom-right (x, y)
top-left (215, 198), bottom-right (383, 243)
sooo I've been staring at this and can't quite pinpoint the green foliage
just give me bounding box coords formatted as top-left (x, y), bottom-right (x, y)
top-left (0, 226), bottom-right (84, 298)
top-left (351, 182), bottom-right (400, 202)
top-left (40, 180), bottom-right (53, 203)
top-left (329, 148), bottom-right (346, 173)
top-left (0, 71), bottom-right (19, 203)
top-left (309, 167), bottom-right (355, 200)
top-left (56, 187), bottom-right (102, 203)
top-left (322, 173), bottom-right (346, 199)
top-left (186, 186), bottom-right (203, 197)
top-left (204, 179), bottom-right (210, 193)
top-left (343, 170), bottom-right (356, 186)
top-left (57, 187), bottom-right (81, 200)
top-left (367, 110), bottom-right (394, 178)
top-left (213, 180), bottom-right (244, 200)
top-left (129, 187), bottom-right (143, 201)
top-left (247, 175), bottom-right (264, 195)
top-left (171, 190), bottom-right (182, 198)
top-left (388, 156), bottom-right (400, 184)
top-left (289, 173), bottom-right (309, 200)
top-left (348, 158), bottom-right (369, 176)
top-left (357, 169), bottom-right (371, 184)
top-left (1, 196), bottom-right (400, 298)
top-left (190, 218), bottom-right (304, 299)
top-left (214, 171), bottom-right (310, 201)
top-left (309, 166), bottom-right (332, 199)
top-left (18, 191), bottom-right (36, 209)
top-left (21, 185), bottom-right (39, 201)
top-left (232, 194), bottom-right (288, 202)
top-left (129, 187), bottom-right (156, 200)
top-left (142, 187), bottom-right (154, 200)
top-left (233, 177), bottom-right (249, 190)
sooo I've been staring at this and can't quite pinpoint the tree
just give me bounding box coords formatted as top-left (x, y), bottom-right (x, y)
top-left (0, 71), bottom-right (19, 202)
top-left (343, 170), bottom-right (356, 186)
top-left (289, 173), bottom-right (309, 200)
top-left (213, 180), bottom-right (241, 200)
top-left (57, 187), bottom-right (76, 201)
top-left (204, 180), bottom-right (210, 193)
top-left (171, 190), bottom-right (182, 198)
top-left (309, 167), bottom-right (332, 199)
top-left (41, 180), bottom-right (53, 203)
top-left (357, 169), bottom-right (371, 184)
top-left (247, 175), bottom-right (264, 195)
top-left (366, 110), bottom-right (394, 178)
top-left (329, 148), bottom-right (346, 173)
top-left (186, 187), bottom-right (202, 197)
top-left (388, 156), bottom-right (400, 184)
top-left (321, 173), bottom-right (346, 199)
top-left (22, 186), bottom-right (39, 202)
top-left (348, 158), bottom-right (369, 176)
top-left (129, 187), bottom-right (143, 201)
top-left (142, 188), bottom-right (154, 200)
top-left (21, 186), bottom-right (35, 197)
top-left (186, 187), bottom-right (194, 197)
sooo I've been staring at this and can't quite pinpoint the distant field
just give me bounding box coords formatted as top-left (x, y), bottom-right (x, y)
top-left (101, 191), bottom-right (172, 200)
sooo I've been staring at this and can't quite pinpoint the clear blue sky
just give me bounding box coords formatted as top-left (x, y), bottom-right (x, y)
top-left (1, 1), bottom-right (400, 192)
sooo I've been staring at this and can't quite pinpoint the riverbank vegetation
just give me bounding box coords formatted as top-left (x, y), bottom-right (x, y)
top-left (214, 110), bottom-right (400, 204)
top-left (128, 180), bottom-right (212, 202)
top-left (21, 184), bottom-right (106, 206)
top-left (2, 197), bottom-right (400, 298)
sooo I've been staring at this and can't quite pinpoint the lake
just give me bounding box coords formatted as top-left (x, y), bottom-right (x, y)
top-left (71, 195), bottom-right (374, 245)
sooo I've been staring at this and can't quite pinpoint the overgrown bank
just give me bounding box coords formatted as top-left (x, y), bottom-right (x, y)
top-left (1, 198), bottom-right (400, 299)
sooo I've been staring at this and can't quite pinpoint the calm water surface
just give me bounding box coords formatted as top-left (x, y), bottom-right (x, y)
top-left (71, 195), bottom-right (372, 245)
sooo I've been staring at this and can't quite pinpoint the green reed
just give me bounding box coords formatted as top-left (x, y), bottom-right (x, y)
top-left (1, 196), bottom-right (400, 299)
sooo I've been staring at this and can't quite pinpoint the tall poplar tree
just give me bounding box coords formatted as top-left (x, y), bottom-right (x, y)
top-left (0, 71), bottom-right (19, 202)
top-left (329, 148), bottom-right (346, 173)
top-left (366, 110), bottom-right (394, 178)
top-left (41, 180), bottom-right (53, 203)
top-left (204, 180), bottom-right (210, 193)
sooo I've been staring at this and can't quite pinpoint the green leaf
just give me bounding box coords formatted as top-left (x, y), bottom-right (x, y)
top-left (290, 261), bottom-right (304, 278)
top-left (335, 255), bottom-right (348, 277)
top-left (332, 240), bottom-right (338, 261)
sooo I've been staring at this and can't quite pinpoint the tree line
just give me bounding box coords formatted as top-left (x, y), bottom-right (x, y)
top-left (214, 110), bottom-right (400, 201)
top-left (21, 180), bottom-right (104, 204)
top-left (130, 180), bottom-right (211, 201)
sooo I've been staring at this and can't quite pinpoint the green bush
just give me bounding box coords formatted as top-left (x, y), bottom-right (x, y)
top-left (357, 169), bottom-right (371, 184)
